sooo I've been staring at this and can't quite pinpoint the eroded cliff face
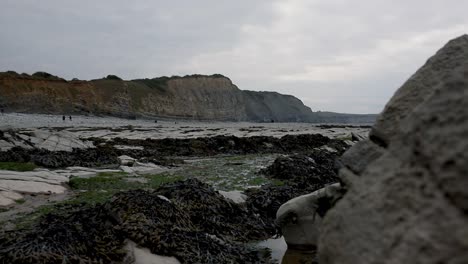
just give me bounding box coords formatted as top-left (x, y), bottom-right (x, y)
top-left (0, 72), bottom-right (313, 121)
top-left (243, 90), bottom-right (313, 122)
top-left (138, 76), bottom-right (247, 120)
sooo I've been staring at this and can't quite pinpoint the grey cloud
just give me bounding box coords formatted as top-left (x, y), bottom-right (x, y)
top-left (0, 0), bottom-right (466, 113)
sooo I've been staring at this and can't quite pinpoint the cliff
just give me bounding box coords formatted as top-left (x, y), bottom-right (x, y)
top-left (243, 90), bottom-right (314, 122)
top-left (0, 71), bottom-right (375, 123)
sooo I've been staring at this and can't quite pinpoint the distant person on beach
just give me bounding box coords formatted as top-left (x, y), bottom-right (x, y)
top-left (0, 108), bottom-right (3, 115)
top-left (62, 115), bottom-right (65, 121)
top-left (69, 116), bottom-right (72, 121)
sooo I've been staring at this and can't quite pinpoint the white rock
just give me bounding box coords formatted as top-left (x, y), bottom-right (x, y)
top-left (120, 162), bottom-right (168, 175)
top-left (219, 190), bottom-right (247, 204)
top-left (0, 179), bottom-right (66, 194)
top-left (125, 240), bottom-right (180, 264)
top-left (0, 170), bottom-right (68, 185)
top-left (157, 195), bottom-right (171, 203)
top-left (118, 155), bottom-right (136, 166)
top-left (0, 189), bottom-right (24, 207)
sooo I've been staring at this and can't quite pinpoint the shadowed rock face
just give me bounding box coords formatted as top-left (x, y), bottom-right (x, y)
top-left (319, 35), bottom-right (468, 263)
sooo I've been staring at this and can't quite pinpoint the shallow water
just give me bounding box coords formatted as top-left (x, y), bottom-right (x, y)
top-left (257, 237), bottom-right (288, 262)
top-left (256, 237), bottom-right (318, 264)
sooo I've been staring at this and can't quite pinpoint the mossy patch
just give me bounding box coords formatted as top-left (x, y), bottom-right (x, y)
top-left (160, 154), bottom-right (279, 191)
top-left (68, 172), bottom-right (184, 205)
top-left (14, 172), bottom-right (184, 229)
top-left (0, 162), bottom-right (37, 171)
top-left (15, 199), bottom-right (26, 204)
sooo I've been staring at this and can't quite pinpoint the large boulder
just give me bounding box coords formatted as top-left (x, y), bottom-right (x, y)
top-left (319, 35), bottom-right (468, 263)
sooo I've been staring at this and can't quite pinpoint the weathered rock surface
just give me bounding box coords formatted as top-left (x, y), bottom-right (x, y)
top-left (0, 129), bottom-right (93, 151)
top-left (0, 169), bottom-right (68, 206)
top-left (319, 34), bottom-right (468, 263)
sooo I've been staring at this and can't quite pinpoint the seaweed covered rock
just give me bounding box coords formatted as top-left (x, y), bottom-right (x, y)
top-left (109, 134), bottom-right (333, 156)
top-left (0, 146), bottom-right (120, 168)
top-left (155, 179), bottom-right (274, 241)
top-left (259, 149), bottom-right (340, 188)
top-left (0, 205), bottom-right (124, 263)
top-left (0, 179), bottom-right (275, 264)
top-left (248, 149), bottom-right (342, 226)
top-left (108, 186), bottom-right (272, 264)
top-left (0, 134), bottom-right (340, 169)
top-left (245, 184), bottom-right (307, 226)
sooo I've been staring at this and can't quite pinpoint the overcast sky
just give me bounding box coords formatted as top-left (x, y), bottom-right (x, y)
top-left (1, 0), bottom-right (467, 114)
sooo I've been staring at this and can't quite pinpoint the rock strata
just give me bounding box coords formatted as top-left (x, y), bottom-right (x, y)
top-left (319, 35), bottom-right (468, 263)
top-left (0, 73), bottom-right (315, 122)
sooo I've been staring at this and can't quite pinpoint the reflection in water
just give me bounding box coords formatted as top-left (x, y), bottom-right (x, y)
top-left (281, 248), bottom-right (317, 264)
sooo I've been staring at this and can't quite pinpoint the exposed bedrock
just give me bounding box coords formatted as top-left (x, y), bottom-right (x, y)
top-left (318, 35), bottom-right (468, 263)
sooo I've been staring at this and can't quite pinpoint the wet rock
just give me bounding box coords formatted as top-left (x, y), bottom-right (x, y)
top-left (276, 184), bottom-right (343, 249)
top-left (319, 35), bottom-right (468, 263)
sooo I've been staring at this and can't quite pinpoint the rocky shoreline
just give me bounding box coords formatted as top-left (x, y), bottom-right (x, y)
top-left (0, 121), bottom-right (364, 263)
